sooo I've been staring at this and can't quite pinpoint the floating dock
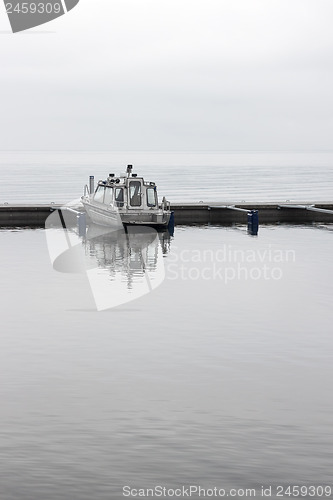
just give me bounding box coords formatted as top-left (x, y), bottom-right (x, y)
top-left (1, 202), bottom-right (333, 227)
top-left (172, 202), bottom-right (333, 225)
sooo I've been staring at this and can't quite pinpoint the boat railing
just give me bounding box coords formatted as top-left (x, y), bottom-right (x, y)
top-left (161, 198), bottom-right (171, 211)
top-left (84, 184), bottom-right (90, 197)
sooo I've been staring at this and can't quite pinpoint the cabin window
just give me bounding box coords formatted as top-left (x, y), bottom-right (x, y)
top-left (147, 187), bottom-right (157, 207)
top-left (104, 187), bottom-right (113, 205)
top-left (94, 185), bottom-right (105, 203)
top-left (129, 181), bottom-right (142, 207)
top-left (115, 187), bottom-right (124, 207)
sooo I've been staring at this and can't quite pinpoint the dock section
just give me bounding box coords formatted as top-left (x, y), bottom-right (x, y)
top-left (172, 202), bottom-right (333, 224)
top-left (0, 204), bottom-right (59, 226)
top-left (1, 202), bottom-right (333, 227)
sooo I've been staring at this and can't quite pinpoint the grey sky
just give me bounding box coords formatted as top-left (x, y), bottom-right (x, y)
top-left (0, 0), bottom-right (333, 150)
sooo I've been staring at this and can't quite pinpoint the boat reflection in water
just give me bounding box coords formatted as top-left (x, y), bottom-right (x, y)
top-left (84, 224), bottom-right (171, 310)
top-left (45, 208), bottom-right (171, 310)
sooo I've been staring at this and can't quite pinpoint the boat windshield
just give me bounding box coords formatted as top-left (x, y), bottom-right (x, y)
top-left (129, 181), bottom-right (142, 207)
top-left (147, 187), bottom-right (157, 207)
top-left (115, 187), bottom-right (124, 207)
top-left (94, 185), bottom-right (105, 203)
top-left (104, 186), bottom-right (113, 205)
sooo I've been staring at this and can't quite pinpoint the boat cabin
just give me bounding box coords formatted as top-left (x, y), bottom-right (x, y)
top-left (93, 168), bottom-right (159, 211)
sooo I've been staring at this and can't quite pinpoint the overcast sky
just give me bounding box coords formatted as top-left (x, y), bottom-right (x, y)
top-left (0, 0), bottom-right (333, 151)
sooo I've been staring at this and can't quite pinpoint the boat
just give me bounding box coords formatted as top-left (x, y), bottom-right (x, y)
top-left (81, 165), bottom-right (172, 228)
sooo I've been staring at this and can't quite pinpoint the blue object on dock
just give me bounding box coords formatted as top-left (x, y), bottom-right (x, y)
top-left (78, 212), bottom-right (87, 237)
top-left (247, 210), bottom-right (259, 235)
top-left (168, 211), bottom-right (175, 236)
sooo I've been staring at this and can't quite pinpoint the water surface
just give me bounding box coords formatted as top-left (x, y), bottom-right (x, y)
top-left (1, 224), bottom-right (332, 499)
top-left (1, 150), bottom-right (333, 203)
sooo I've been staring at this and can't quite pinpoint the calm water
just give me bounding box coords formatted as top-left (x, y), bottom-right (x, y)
top-left (1, 222), bottom-right (333, 499)
top-left (1, 151), bottom-right (333, 499)
top-left (1, 150), bottom-right (333, 203)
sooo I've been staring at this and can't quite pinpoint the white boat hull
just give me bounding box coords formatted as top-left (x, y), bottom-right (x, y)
top-left (83, 201), bottom-right (122, 228)
top-left (82, 199), bottom-right (171, 228)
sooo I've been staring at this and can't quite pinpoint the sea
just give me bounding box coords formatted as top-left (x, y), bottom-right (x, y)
top-left (0, 151), bottom-right (333, 500)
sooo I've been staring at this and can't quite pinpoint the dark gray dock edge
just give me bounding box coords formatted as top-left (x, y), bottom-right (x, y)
top-left (1, 202), bottom-right (333, 227)
top-left (172, 202), bottom-right (333, 224)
